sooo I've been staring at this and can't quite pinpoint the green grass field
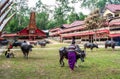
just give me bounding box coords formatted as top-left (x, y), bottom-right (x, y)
top-left (0, 43), bottom-right (120, 79)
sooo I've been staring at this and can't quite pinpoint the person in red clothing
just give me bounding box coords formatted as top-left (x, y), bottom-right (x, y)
top-left (8, 42), bottom-right (13, 49)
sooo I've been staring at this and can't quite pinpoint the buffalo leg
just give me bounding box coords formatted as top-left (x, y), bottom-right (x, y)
top-left (84, 47), bottom-right (86, 51)
top-left (23, 52), bottom-right (27, 58)
top-left (59, 55), bottom-right (64, 67)
top-left (105, 45), bottom-right (107, 49)
top-left (24, 52), bottom-right (28, 59)
top-left (75, 59), bottom-right (79, 67)
top-left (112, 46), bottom-right (115, 51)
top-left (26, 52), bottom-right (29, 59)
top-left (91, 47), bottom-right (93, 51)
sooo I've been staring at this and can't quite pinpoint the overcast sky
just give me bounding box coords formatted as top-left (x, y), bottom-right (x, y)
top-left (27, 0), bottom-right (90, 15)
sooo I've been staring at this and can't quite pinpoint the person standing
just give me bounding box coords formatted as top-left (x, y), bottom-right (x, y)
top-left (68, 37), bottom-right (77, 71)
top-left (21, 41), bottom-right (27, 46)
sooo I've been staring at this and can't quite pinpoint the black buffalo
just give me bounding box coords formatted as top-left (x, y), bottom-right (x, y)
top-left (12, 41), bottom-right (22, 47)
top-left (0, 39), bottom-right (9, 45)
top-left (59, 45), bottom-right (86, 67)
top-left (44, 40), bottom-right (50, 44)
top-left (37, 41), bottom-right (46, 48)
top-left (20, 44), bottom-right (33, 58)
top-left (105, 40), bottom-right (116, 50)
top-left (12, 41), bottom-right (33, 58)
top-left (84, 42), bottom-right (98, 50)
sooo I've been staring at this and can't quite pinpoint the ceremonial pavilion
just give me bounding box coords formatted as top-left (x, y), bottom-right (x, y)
top-left (16, 12), bottom-right (46, 40)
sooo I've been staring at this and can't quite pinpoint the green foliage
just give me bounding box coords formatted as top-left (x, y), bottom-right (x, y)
top-left (36, 12), bottom-right (49, 30)
top-left (4, 14), bottom-right (29, 33)
top-left (67, 12), bottom-right (79, 23)
top-left (36, 0), bottom-right (43, 8)
top-left (78, 12), bottom-right (87, 20)
top-left (3, 0), bottom-right (29, 33)
top-left (46, 21), bottom-right (56, 29)
top-left (53, 0), bottom-right (74, 27)
top-left (81, 0), bottom-right (120, 10)
top-left (4, 15), bottom-right (18, 33)
top-left (4, 0), bottom-right (98, 32)
top-left (67, 12), bottom-right (86, 23)
top-left (54, 7), bottom-right (66, 26)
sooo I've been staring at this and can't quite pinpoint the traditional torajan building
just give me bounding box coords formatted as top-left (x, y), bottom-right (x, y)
top-left (103, 4), bottom-right (120, 45)
top-left (49, 20), bottom-right (109, 43)
top-left (2, 12), bottom-right (46, 40)
top-left (49, 4), bottom-right (120, 45)
top-left (103, 4), bottom-right (120, 19)
top-left (17, 12), bottom-right (46, 40)
top-left (0, 0), bottom-right (15, 40)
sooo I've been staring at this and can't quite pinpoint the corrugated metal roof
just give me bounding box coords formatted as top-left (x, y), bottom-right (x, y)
top-left (68, 21), bottom-right (84, 28)
top-left (106, 4), bottom-right (120, 12)
top-left (61, 29), bottom-right (109, 38)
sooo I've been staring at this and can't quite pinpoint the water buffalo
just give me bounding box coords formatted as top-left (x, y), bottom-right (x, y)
top-left (59, 45), bottom-right (86, 67)
top-left (105, 40), bottom-right (116, 50)
top-left (12, 41), bottom-right (33, 58)
top-left (12, 41), bottom-right (22, 47)
top-left (44, 40), bottom-right (50, 44)
top-left (84, 42), bottom-right (98, 51)
top-left (37, 41), bottom-right (46, 48)
top-left (20, 44), bottom-right (33, 58)
top-left (0, 39), bottom-right (9, 45)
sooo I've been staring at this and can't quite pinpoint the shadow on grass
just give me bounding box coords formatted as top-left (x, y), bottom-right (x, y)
top-left (60, 64), bottom-right (91, 71)
top-left (0, 54), bottom-right (46, 62)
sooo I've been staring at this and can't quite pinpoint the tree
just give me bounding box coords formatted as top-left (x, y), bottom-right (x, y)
top-left (54, 0), bottom-right (73, 26)
top-left (80, 0), bottom-right (120, 10)
top-left (67, 12), bottom-right (79, 23)
top-left (15, 0), bottom-right (29, 27)
top-left (36, 12), bottom-right (49, 30)
top-left (54, 6), bottom-right (66, 26)
top-left (78, 12), bottom-right (87, 20)
top-left (36, 0), bottom-right (43, 10)
top-left (4, 0), bottom-right (29, 33)
top-left (67, 12), bottom-right (86, 24)
top-left (46, 20), bottom-right (56, 29)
